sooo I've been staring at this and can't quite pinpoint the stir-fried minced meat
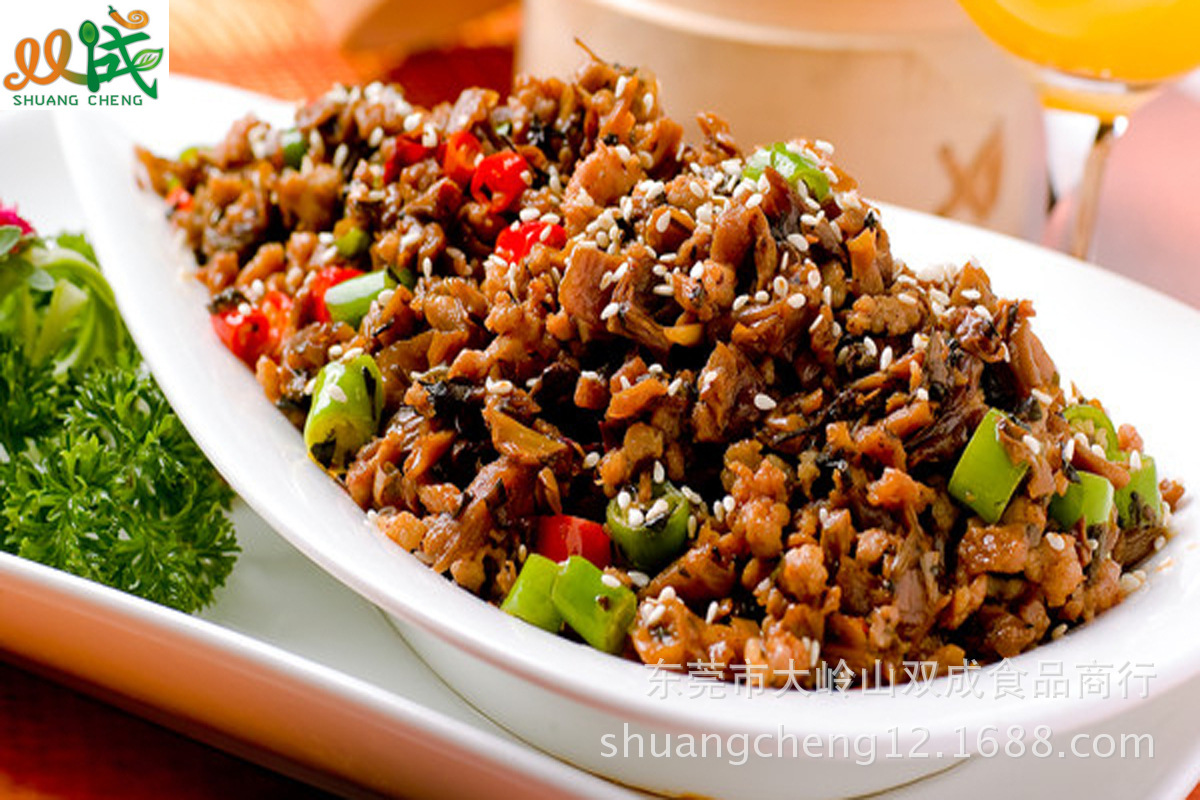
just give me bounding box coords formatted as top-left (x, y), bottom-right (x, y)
top-left (142, 56), bottom-right (1184, 689)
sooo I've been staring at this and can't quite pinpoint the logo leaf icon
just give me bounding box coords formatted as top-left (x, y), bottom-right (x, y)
top-left (133, 48), bottom-right (162, 71)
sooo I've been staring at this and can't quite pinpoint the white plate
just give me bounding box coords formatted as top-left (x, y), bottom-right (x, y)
top-left (55, 78), bottom-right (1200, 799)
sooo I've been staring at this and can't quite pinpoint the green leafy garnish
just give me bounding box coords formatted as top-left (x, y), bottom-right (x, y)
top-left (0, 211), bottom-right (238, 613)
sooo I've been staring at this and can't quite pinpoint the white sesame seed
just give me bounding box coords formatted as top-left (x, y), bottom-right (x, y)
top-left (659, 586), bottom-right (677, 602)
top-left (600, 302), bottom-right (620, 321)
top-left (681, 486), bottom-right (702, 504)
top-left (809, 314), bottom-right (826, 333)
top-left (1031, 389), bottom-right (1054, 406)
top-left (705, 601), bottom-right (719, 624)
top-left (327, 385), bottom-right (348, 404)
top-left (518, 206), bottom-right (540, 222)
top-left (614, 75), bottom-right (629, 97)
top-left (1119, 572), bottom-right (1144, 594)
top-left (645, 603), bottom-right (667, 627)
top-left (1046, 532), bottom-right (1065, 551)
top-left (653, 282), bottom-right (675, 296)
top-left (863, 337), bottom-right (878, 358)
top-left (1130, 450), bottom-right (1143, 471)
top-left (1023, 434), bottom-right (1042, 456)
top-left (1063, 438), bottom-right (1076, 463)
top-left (961, 288), bottom-right (982, 301)
top-left (807, 270), bottom-right (822, 290)
top-left (617, 490), bottom-right (632, 511)
top-left (327, 344), bottom-right (344, 359)
top-left (773, 276), bottom-right (789, 296)
top-left (655, 212), bottom-right (672, 233)
top-left (1091, 443), bottom-right (1106, 459)
top-left (629, 571), bottom-right (650, 588)
top-left (754, 393), bottom-right (777, 411)
top-left (898, 293), bottom-right (919, 306)
top-left (627, 507), bottom-right (645, 527)
top-left (822, 285), bottom-right (833, 307)
top-left (746, 193), bottom-right (763, 209)
top-left (879, 346), bottom-right (894, 371)
top-left (646, 498), bottom-right (670, 523)
top-left (583, 452), bottom-right (601, 469)
top-left (687, 516), bottom-right (697, 537)
top-left (754, 290), bottom-right (770, 303)
top-left (1155, 535), bottom-right (1166, 551)
top-left (1051, 623), bottom-right (1068, 640)
top-left (667, 377), bottom-right (684, 395)
top-left (800, 213), bottom-right (821, 227)
top-left (722, 495), bottom-right (736, 513)
top-left (787, 233), bottom-right (809, 252)
top-left (930, 289), bottom-right (952, 306)
top-left (403, 112), bottom-right (421, 132)
top-left (652, 461), bottom-right (666, 484)
top-left (915, 388), bottom-right (929, 402)
top-left (732, 295), bottom-right (750, 312)
top-left (601, 573), bottom-right (623, 589)
top-left (787, 293), bottom-right (806, 309)
top-left (619, 376), bottom-right (631, 391)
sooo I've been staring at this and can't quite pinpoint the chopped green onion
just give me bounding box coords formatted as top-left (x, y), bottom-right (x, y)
top-left (605, 481), bottom-right (690, 571)
top-left (1115, 455), bottom-right (1162, 528)
top-left (281, 128), bottom-right (307, 170)
top-left (1049, 471), bottom-right (1114, 530)
top-left (334, 226), bottom-right (370, 259)
top-left (550, 555), bottom-right (636, 654)
top-left (948, 408), bottom-right (1029, 524)
top-left (323, 270), bottom-right (395, 328)
top-left (743, 142), bottom-right (830, 202)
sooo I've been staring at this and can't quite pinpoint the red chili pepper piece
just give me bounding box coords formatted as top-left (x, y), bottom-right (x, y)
top-left (470, 151), bottom-right (531, 213)
top-left (441, 130), bottom-right (482, 185)
top-left (259, 289), bottom-right (293, 351)
top-left (211, 307), bottom-right (272, 365)
top-left (307, 266), bottom-right (363, 323)
top-left (383, 134), bottom-right (434, 183)
top-left (495, 220), bottom-right (567, 264)
top-left (165, 185), bottom-right (193, 212)
top-left (535, 515), bottom-right (612, 569)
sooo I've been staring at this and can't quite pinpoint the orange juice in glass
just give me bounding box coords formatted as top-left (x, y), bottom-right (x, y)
top-left (957, 0), bottom-right (1200, 256)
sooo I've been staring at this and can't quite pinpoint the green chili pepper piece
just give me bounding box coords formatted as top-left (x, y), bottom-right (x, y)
top-left (323, 270), bottom-right (395, 328)
top-left (743, 142), bottom-right (831, 202)
top-left (178, 145), bottom-right (201, 165)
top-left (501, 553), bottom-right (564, 632)
top-left (1115, 455), bottom-right (1162, 528)
top-left (334, 226), bottom-right (370, 259)
top-left (1049, 471), bottom-right (1114, 530)
top-left (948, 408), bottom-right (1030, 524)
top-left (551, 555), bottom-right (636, 654)
top-left (1063, 404), bottom-right (1121, 460)
top-left (303, 353), bottom-right (384, 470)
top-left (606, 481), bottom-right (690, 571)
top-left (388, 265), bottom-right (417, 290)
top-left (281, 128), bottom-right (308, 170)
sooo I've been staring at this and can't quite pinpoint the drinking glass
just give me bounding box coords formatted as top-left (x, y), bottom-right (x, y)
top-left (956, 0), bottom-right (1200, 259)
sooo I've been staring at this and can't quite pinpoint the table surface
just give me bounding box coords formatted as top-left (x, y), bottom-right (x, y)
top-left (3, 0), bottom-right (1199, 798)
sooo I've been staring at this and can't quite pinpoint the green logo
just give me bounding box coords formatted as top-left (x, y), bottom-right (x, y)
top-left (4, 6), bottom-right (161, 100)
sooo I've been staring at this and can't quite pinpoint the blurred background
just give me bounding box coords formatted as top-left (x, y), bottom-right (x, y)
top-left (169, 0), bottom-right (1047, 238)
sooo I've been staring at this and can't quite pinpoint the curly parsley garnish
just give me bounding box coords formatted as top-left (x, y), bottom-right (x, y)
top-left (0, 208), bottom-right (237, 612)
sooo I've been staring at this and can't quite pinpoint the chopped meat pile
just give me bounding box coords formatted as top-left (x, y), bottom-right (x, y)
top-left (139, 56), bottom-right (1183, 688)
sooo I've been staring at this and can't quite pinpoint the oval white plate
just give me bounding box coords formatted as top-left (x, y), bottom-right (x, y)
top-left (58, 78), bottom-right (1200, 800)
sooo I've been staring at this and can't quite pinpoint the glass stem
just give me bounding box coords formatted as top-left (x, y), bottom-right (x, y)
top-left (1068, 117), bottom-right (1125, 260)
